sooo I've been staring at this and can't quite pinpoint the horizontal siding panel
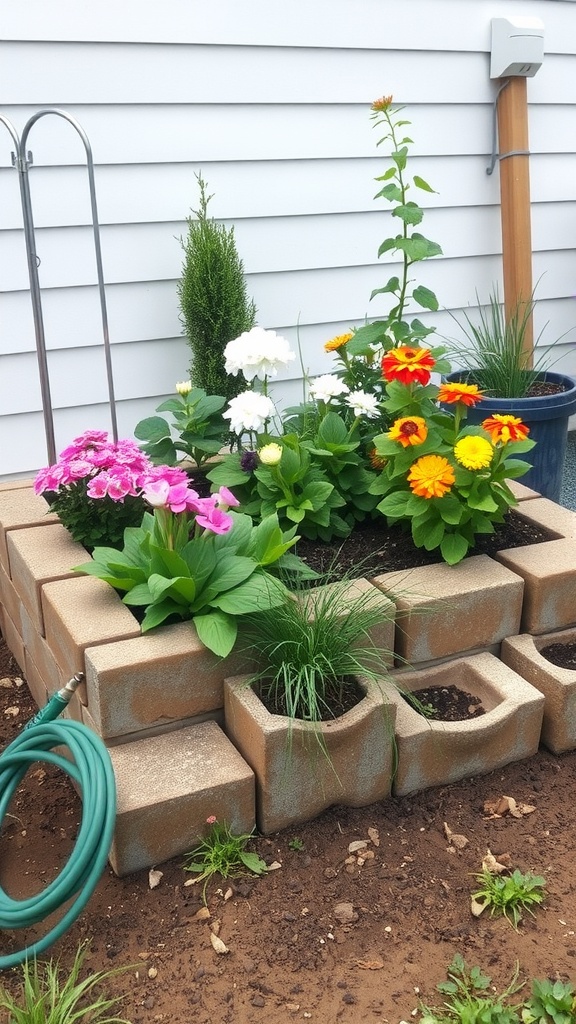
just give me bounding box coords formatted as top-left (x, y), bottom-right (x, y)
top-left (1, 0), bottom-right (572, 54)
top-left (3, 200), bottom-right (573, 294)
top-left (0, 43), bottom-right (497, 106)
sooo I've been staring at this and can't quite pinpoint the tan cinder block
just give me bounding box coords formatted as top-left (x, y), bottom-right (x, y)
top-left (224, 675), bottom-right (396, 835)
top-left (373, 555), bottom-right (524, 665)
top-left (23, 651), bottom-right (50, 709)
top-left (0, 564), bottom-right (23, 634)
top-left (511, 498), bottom-right (576, 540)
top-left (2, 608), bottom-right (25, 673)
top-left (7, 524), bottom-right (89, 635)
top-left (0, 489), bottom-right (58, 572)
top-left (108, 721), bottom-right (255, 876)
top-left (0, 479), bottom-right (36, 492)
top-left (496, 539), bottom-right (576, 634)
top-left (81, 703), bottom-right (225, 747)
top-left (84, 622), bottom-right (237, 740)
top-left (506, 480), bottom-right (541, 501)
top-left (20, 603), bottom-right (71, 697)
top-left (501, 628), bottom-right (576, 754)
top-left (383, 652), bottom-right (545, 796)
top-left (42, 576), bottom-right (141, 679)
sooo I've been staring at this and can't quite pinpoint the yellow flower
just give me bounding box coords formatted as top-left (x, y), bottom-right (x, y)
top-left (324, 332), bottom-right (353, 353)
top-left (454, 435), bottom-right (494, 471)
top-left (408, 455), bottom-right (455, 499)
top-left (258, 442), bottom-right (283, 467)
top-left (388, 416), bottom-right (428, 448)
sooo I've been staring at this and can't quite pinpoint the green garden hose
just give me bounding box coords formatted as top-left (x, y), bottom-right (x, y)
top-left (0, 676), bottom-right (117, 969)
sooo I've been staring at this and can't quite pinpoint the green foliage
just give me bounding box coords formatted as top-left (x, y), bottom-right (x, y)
top-left (446, 288), bottom-right (565, 399)
top-left (420, 955), bottom-right (523, 1024)
top-left (472, 869), bottom-right (546, 930)
top-left (349, 98), bottom-right (442, 359)
top-left (242, 574), bottom-right (393, 723)
top-left (134, 386), bottom-right (228, 470)
top-left (522, 979), bottom-right (576, 1024)
top-left (178, 174), bottom-right (257, 401)
top-left (288, 836), bottom-right (305, 851)
top-left (47, 482), bottom-right (146, 552)
top-left (74, 510), bottom-right (306, 657)
top-left (0, 942), bottom-right (131, 1023)
top-left (184, 818), bottom-right (267, 903)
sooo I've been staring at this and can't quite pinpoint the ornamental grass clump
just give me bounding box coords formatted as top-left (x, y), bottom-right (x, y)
top-left (370, 344), bottom-right (536, 564)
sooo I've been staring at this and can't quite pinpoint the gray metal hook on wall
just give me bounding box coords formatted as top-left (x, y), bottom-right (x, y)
top-left (0, 108), bottom-right (118, 465)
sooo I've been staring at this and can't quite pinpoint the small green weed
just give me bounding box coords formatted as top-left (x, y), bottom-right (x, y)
top-left (419, 954), bottom-right (523, 1024)
top-left (522, 978), bottom-right (576, 1024)
top-left (0, 942), bottom-right (130, 1023)
top-left (471, 869), bottom-right (546, 929)
top-left (288, 836), bottom-right (305, 852)
top-left (184, 816), bottom-right (267, 902)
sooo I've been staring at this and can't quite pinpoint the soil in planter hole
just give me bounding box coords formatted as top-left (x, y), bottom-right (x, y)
top-left (256, 676), bottom-right (364, 720)
top-left (402, 684), bottom-right (486, 721)
top-left (540, 642), bottom-right (576, 671)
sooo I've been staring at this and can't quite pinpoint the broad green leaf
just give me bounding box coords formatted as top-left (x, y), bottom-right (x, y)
top-left (413, 285), bottom-right (439, 311)
top-left (413, 174), bottom-right (437, 193)
top-left (391, 146), bottom-right (408, 171)
top-left (147, 573), bottom-right (183, 602)
top-left (411, 232), bottom-right (443, 258)
top-left (392, 203), bottom-right (424, 226)
top-left (317, 411), bottom-right (348, 445)
top-left (346, 323), bottom-right (390, 354)
top-left (123, 582), bottom-right (155, 605)
top-left (210, 573), bottom-right (286, 615)
top-left (141, 598), bottom-right (184, 631)
top-left (300, 481), bottom-right (334, 508)
top-left (440, 533), bottom-right (469, 564)
top-left (201, 555), bottom-right (257, 602)
top-left (374, 182), bottom-right (403, 203)
top-left (155, 398), bottom-right (184, 414)
top-left (134, 416), bottom-right (171, 442)
top-left (377, 491), bottom-right (411, 518)
top-left (193, 610), bottom-right (237, 657)
top-left (374, 166), bottom-right (397, 181)
top-left (238, 851), bottom-right (268, 875)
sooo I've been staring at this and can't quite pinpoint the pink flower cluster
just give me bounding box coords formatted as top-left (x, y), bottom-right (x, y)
top-left (34, 430), bottom-right (152, 503)
top-left (34, 430), bottom-right (240, 537)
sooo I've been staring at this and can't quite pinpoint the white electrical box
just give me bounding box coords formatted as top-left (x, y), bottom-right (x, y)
top-left (490, 16), bottom-right (544, 78)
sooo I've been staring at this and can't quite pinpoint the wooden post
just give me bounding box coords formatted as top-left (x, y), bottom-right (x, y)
top-left (496, 76), bottom-right (534, 363)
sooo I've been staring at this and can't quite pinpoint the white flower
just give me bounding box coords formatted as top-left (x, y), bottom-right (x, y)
top-left (258, 442), bottom-right (283, 466)
top-left (223, 391), bottom-right (276, 435)
top-left (175, 380), bottom-right (192, 396)
top-left (308, 375), bottom-right (350, 403)
top-left (346, 390), bottom-right (381, 419)
top-left (224, 327), bottom-right (295, 382)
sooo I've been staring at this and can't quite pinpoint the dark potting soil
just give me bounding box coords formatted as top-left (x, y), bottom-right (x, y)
top-left (540, 642), bottom-right (576, 671)
top-left (256, 676), bottom-right (364, 721)
top-left (295, 508), bottom-right (553, 580)
top-left (403, 683), bottom-right (486, 722)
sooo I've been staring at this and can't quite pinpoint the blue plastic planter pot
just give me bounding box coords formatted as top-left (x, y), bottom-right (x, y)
top-left (444, 371), bottom-right (576, 503)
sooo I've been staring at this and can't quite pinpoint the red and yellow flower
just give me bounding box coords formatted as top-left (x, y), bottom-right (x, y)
top-left (388, 416), bottom-right (428, 448)
top-left (437, 382), bottom-right (484, 407)
top-left (371, 95), bottom-right (393, 112)
top-left (454, 435), bottom-right (494, 471)
top-left (382, 346), bottom-right (435, 386)
top-left (481, 414), bottom-right (530, 444)
top-left (324, 332), bottom-right (353, 353)
top-left (407, 455), bottom-right (455, 499)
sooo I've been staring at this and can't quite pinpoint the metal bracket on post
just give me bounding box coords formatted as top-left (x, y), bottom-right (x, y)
top-left (0, 108), bottom-right (118, 466)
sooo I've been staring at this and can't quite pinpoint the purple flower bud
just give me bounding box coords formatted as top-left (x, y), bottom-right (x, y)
top-left (240, 450), bottom-right (259, 472)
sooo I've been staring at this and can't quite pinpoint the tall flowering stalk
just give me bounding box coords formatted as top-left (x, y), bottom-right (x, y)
top-left (370, 346), bottom-right (536, 564)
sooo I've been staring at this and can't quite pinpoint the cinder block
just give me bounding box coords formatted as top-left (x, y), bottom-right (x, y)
top-left (84, 622), bottom-right (238, 740)
top-left (108, 721), bottom-right (255, 876)
top-left (0, 479), bottom-right (36, 492)
top-left (23, 651), bottom-right (50, 709)
top-left (506, 480), bottom-right (541, 501)
top-left (383, 652), bottom-right (545, 795)
top-left (7, 524), bottom-right (89, 635)
top-left (502, 628), bottom-right (576, 754)
top-left (511, 497), bottom-right (576, 540)
top-left (0, 564), bottom-right (23, 634)
top-left (20, 603), bottom-right (70, 698)
top-left (42, 576), bottom-right (141, 679)
top-left (496, 539), bottom-right (576, 634)
top-left (373, 555), bottom-right (524, 665)
top-left (81, 703), bottom-right (225, 747)
top-left (0, 489), bottom-right (58, 572)
top-left (2, 608), bottom-right (25, 673)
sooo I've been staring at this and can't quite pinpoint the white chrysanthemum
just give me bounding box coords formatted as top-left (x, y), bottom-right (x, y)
top-left (346, 390), bottom-right (380, 419)
top-left (308, 375), bottom-right (350, 403)
top-left (224, 327), bottom-right (295, 382)
top-left (223, 391), bottom-right (277, 435)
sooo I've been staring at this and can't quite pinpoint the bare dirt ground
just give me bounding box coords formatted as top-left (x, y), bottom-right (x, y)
top-left (1, 636), bottom-right (575, 1024)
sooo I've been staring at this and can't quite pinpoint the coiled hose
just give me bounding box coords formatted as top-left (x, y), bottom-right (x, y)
top-left (0, 676), bottom-right (116, 968)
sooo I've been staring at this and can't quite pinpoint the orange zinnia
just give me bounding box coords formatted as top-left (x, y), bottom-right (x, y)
top-left (437, 382), bottom-right (484, 407)
top-left (382, 346), bottom-right (436, 386)
top-left (371, 95), bottom-right (393, 112)
top-left (408, 455), bottom-right (455, 499)
top-left (324, 332), bottom-right (353, 352)
top-left (481, 414), bottom-right (530, 444)
top-left (388, 416), bottom-right (428, 448)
